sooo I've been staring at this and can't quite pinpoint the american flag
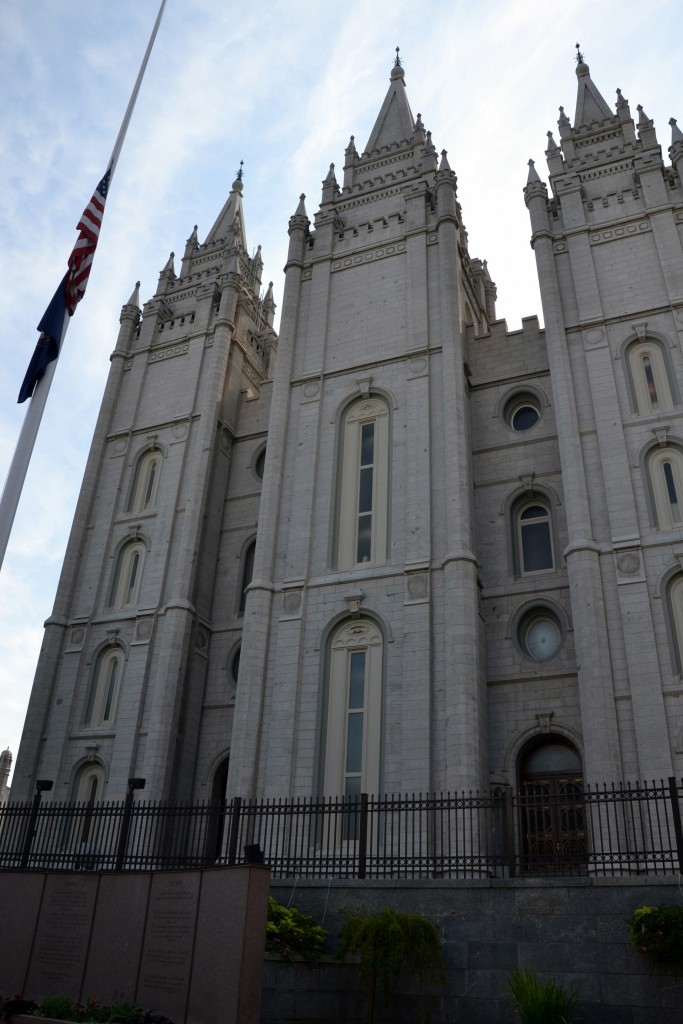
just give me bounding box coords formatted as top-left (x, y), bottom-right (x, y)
top-left (18, 165), bottom-right (112, 402)
top-left (65, 165), bottom-right (111, 315)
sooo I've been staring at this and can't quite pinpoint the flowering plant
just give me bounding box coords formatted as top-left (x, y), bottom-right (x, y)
top-left (628, 905), bottom-right (683, 963)
top-left (265, 896), bottom-right (327, 964)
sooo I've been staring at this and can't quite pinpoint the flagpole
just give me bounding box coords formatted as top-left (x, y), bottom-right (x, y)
top-left (0, 0), bottom-right (167, 572)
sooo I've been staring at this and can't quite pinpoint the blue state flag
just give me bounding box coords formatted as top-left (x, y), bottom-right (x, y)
top-left (18, 273), bottom-right (69, 403)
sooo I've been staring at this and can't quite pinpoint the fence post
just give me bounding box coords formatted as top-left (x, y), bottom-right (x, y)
top-left (227, 796), bottom-right (242, 865)
top-left (668, 777), bottom-right (683, 875)
top-left (20, 779), bottom-right (53, 868)
top-left (503, 787), bottom-right (516, 878)
top-left (115, 777), bottom-right (146, 871)
top-left (358, 793), bottom-right (368, 879)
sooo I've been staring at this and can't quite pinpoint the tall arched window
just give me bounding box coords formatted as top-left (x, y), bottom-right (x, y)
top-left (128, 449), bottom-right (162, 513)
top-left (85, 647), bottom-right (123, 727)
top-left (323, 619), bottom-right (383, 798)
top-left (238, 538), bottom-right (256, 616)
top-left (510, 494), bottom-right (555, 576)
top-left (70, 762), bottom-right (106, 854)
top-left (110, 540), bottom-right (146, 608)
top-left (647, 446), bottom-right (683, 530)
top-left (626, 340), bottom-right (675, 415)
top-left (666, 574), bottom-right (683, 674)
top-left (337, 397), bottom-right (389, 569)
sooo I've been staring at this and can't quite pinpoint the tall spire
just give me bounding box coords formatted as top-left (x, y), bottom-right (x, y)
top-left (573, 47), bottom-right (612, 127)
top-left (364, 50), bottom-right (415, 153)
top-left (204, 163), bottom-right (247, 248)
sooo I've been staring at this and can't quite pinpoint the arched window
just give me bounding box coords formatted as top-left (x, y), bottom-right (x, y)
top-left (206, 756), bottom-right (230, 862)
top-left (666, 574), bottom-right (683, 674)
top-left (110, 540), bottom-right (146, 608)
top-left (337, 397), bottom-right (389, 569)
top-left (323, 619), bottom-right (383, 799)
top-left (70, 762), bottom-right (106, 855)
top-left (253, 447), bottom-right (266, 481)
top-left (648, 446), bottom-right (683, 530)
top-left (128, 449), bottom-right (162, 513)
top-left (626, 340), bottom-right (674, 415)
top-left (510, 494), bottom-right (555, 576)
top-left (238, 539), bottom-right (256, 616)
top-left (85, 647), bottom-right (123, 726)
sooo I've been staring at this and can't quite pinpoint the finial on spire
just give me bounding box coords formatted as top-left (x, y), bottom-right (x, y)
top-left (236, 160), bottom-right (244, 181)
top-left (575, 42), bottom-right (584, 64)
top-left (394, 46), bottom-right (402, 67)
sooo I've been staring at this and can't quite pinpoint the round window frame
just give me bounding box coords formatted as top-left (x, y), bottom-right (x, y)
top-left (512, 601), bottom-right (566, 663)
top-left (501, 389), bottom-right (544, 434)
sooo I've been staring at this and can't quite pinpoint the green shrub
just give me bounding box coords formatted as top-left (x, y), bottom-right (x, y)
top-left (628, 905), bottom-right (683, 963)
top-left (35, 996), bottom-right (82, 1021)
top-left (336, 908), bottom-right (445, 1024)
top-left (33, 998), bottom-right (143, 1024)
top-left (507, 967), bottom-right (579, 1024)
top-left (265, 896), bottom-right (327, 964)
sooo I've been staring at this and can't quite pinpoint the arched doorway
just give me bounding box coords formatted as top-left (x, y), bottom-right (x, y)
top-left (518, 738), bottom-right (586, 875)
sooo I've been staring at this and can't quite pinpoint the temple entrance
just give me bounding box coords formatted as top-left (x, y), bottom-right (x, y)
top-left (518, 738), bottom-right (586, 874)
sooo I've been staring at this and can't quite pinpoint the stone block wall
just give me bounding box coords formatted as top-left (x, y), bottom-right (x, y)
top-left (264, 877), bottom-right (683, 1024)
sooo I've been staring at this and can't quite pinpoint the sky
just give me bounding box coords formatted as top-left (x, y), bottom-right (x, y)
top-left (1, 0), bottom-right (681, 783)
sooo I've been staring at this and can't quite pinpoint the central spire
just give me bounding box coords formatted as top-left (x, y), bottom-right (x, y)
top-left (364, 53), bottom-right (415, 154)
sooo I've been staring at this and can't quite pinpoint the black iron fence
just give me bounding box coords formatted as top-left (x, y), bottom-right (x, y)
top-left (1, 778), bottom-right (681, 879)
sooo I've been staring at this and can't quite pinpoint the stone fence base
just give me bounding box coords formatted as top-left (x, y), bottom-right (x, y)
top-left (265, 876), bottom-right (683, 1024)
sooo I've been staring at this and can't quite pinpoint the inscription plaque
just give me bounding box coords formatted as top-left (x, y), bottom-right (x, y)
top-left (137, 874), bottom-right (200, 1021)
top-left (25, 874), bottom-right (98, 999)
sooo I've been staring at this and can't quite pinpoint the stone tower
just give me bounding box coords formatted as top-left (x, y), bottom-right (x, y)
top-left (11, 173), bottom-right (276, 802)
top-left (523, 56), bottom-right (683, 783)
top-left (229, 57), bottom-right (497, 799)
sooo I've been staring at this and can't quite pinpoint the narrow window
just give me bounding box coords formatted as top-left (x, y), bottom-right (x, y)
top-left (110, 541), bottom-right (146, 608)
top-left (356, 424), bottom-right (375, 563)
top-left (511, 495), bottom-right (555, 576)
top-left (238, 539), bottom-right (256, 616)
top-left (337, 398), bottom-right (389, 570)
top-left (129, 450), bottom-right (161, 513)
top-left (648, 447), bottom-right (683, 530)
top-left (85, 648), bottom-right (123, 727)
top-left (642, 356), bottom-right (659, 410)
top-left (71, 764), bottom-right (105, 852)
top-left (628, 341), bottom-right (674, 415)
top-left (518, 503), bottom-right (554, 574)
top-left (324, 620), bottom-right (382, 799)
top-left (663, 462), bottom-right (682, 524)
top-left (344, 651), bottom-right (366, 799)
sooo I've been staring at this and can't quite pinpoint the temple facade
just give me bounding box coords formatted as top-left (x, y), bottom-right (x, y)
top-left (11, 57), bottom-right (683, 816)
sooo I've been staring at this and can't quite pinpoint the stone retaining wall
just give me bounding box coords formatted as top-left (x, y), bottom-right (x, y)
top-left (264, 877), bottom-right (683, 1024)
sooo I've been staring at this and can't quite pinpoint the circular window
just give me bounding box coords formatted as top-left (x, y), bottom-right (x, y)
top-left (503, 392), bottom-right (542, 432)
top-left (519, 610), bottom-right (562, 662)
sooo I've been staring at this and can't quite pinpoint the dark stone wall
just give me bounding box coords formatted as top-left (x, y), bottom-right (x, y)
top-left (264, 877), bottom-right (683, 1024)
